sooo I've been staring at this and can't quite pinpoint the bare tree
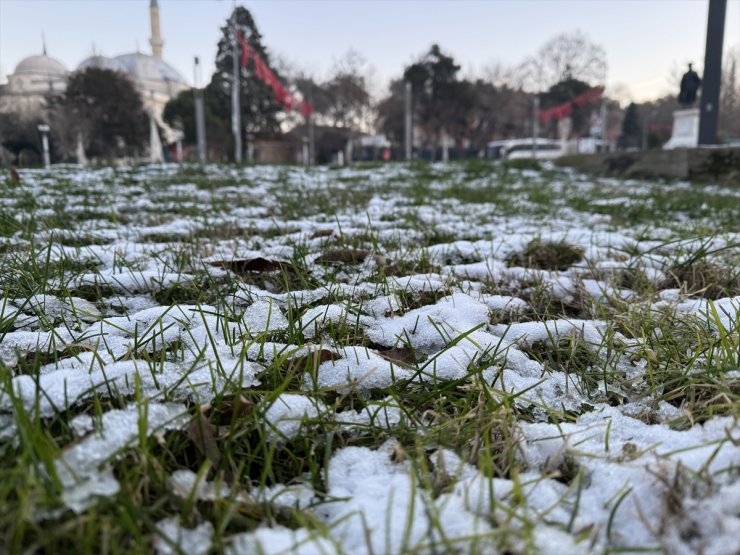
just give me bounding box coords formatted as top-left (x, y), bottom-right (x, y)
top-left (482, 61), bottom-right (525, 89)
top-left (720, 46), bottom-right (740, 141)
top-left (519, 30), bottom-right (607, 91)
top-left (322, 50), bottom-right (375, 131)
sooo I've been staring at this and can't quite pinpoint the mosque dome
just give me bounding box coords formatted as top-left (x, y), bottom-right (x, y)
top-left (112, 52), bottom-right (186, 95)
top-left (77, 55), bottom-right (127, 73)
top-left (14, 54), bottom-right (68, 77)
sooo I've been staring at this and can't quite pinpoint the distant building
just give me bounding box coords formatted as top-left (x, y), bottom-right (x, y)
top-left (0, 0), bottom-right (188, 141)
top-left (0, 48), bottom-right (68, 115)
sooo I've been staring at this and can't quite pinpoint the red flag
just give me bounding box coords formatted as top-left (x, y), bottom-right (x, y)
top-left (300, 100), bottom-right (313, 117)
top-left (282, 92), bottom-right (294, 110)
top-left (265, 68), bottom-right (279, 90)
top-left (274, 83), bottom-right (287, 104)
top-left (572, 94), bottom-right (587, 107)
top-left (255, 56), bottom-right (268, 81)
top-left (236, 30), bottom-right (252, 67)
top-left (237, 34), bottom-right (314, 118)
top-left (587, 87), bottom-right (604, 103)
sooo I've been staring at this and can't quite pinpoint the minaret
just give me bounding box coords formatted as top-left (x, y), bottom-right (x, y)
top-left (149, 0), bottom-right (163, 59)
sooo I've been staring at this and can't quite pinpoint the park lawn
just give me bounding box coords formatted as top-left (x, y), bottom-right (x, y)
top-left (0, 160), bottom-right (738, 554)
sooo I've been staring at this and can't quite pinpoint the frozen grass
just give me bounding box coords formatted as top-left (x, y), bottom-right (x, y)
top-left (0, 160), bottom-right (738, 554)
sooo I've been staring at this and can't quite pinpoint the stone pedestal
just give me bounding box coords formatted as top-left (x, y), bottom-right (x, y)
top-left (663, 108), bottom-right (699, 150)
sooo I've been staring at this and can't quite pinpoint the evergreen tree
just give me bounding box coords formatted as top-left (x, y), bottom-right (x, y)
top-left (403, 44), bottom-right (474, 152)
top-left (540, 77), bottom-right (593, 137)
top-left (0, 112), bottom-right (43, 165)
top-left (56, 68), bottom-right (148, 159)
top-left (209, 6), bottom-right (283, 148)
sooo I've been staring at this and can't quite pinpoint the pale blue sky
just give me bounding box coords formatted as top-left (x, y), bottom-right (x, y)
top-left (1, 0), bottom-right (738, 102)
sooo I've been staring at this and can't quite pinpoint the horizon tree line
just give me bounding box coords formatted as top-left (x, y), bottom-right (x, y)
top-left (2, 6), bottom-right (739, 165)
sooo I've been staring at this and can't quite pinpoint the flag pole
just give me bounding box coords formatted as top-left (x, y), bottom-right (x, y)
top-left (194, 56), bottom-right (208, 163)
top-left (404, 81), bottom-right (412, 160)
top-left (231, 8), bottom-right (242, 163)
top-left (532, 95), bottom-right (539, 159)
top-left (308, 86), bottom-right (315, 166)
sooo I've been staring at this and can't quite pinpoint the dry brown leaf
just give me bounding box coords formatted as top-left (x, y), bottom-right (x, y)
top-left (310, 229), bottom-right (335, 239)
top-left (209, 257), bottom-right (294, 275)
top-left (377, 346), bottom-right (416, 366)
top-left (314, 249), bottom-right (386, 266)
top-left (186, 410), bottom-right (221, 466)
top-left (219, 394), bottom-right (254, 422)
top-left (10, 167), bottom-right (20, 185)
top-left (314, 249), bottom-right (371, 265)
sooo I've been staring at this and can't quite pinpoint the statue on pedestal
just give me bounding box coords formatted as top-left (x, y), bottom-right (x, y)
top-left (678, 63), bottom-right (701, 107)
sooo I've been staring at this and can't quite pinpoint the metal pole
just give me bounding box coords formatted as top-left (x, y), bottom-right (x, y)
top-left (193, 56), bottom-right (207, 163)
top-left (149, 113), bottom-right (163, 163)
top-left (302, 137), bottom-right (309, 166)
top-left (231, 11), bottom-right (242, 162)
top-left (194, 90), bottom-right (207, 162)
top-left (247, 134), bottom-right (254, 163)
top-left (308, 112), bottom-right (315, 166)
top-left (37, 124), bottom-right (50, 168)
top-left (532, 96), bottom-right (539, 159)
top-left (404, 81), bottom-right (412, 160)
top-left (600, 101), bottom-right (608, 150)
top-left (698, 0), bottom-right (726, 145)
top-left (75, 132), bottom-right (87, 166)
top-left (41, 133), bottom-right (50, 168)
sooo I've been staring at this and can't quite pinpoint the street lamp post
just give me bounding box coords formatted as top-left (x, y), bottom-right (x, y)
top-left (404, 81), bottom-right (412, 160)
top-left (37, 124), bottom-right (50, 168)
top-left (193, 56), bottom-right (208, 163)
top-left (532, 96), bottom-right (540, 159)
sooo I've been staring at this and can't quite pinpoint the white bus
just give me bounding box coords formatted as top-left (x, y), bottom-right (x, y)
top-left (487, 138), bottom-right (565, 160)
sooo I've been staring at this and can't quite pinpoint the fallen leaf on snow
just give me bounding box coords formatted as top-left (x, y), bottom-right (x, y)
top-left (210, 258), bottom-right (295, 275)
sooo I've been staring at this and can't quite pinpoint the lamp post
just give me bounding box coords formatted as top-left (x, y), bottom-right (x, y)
top-left (37, 124), bottom-right (50, 168)
top-left (404, 81), bottom-right (412, 160)
top-left (532, 96), bottom-right (540, 159)
top-left (246, 133), bottom-right (255, 163)
top-left (302, 136), bottom-right (309, 166)
top-left (231, 11), bottom-right (242, 163)
top-left (193, 56), bottom-right (208, 163)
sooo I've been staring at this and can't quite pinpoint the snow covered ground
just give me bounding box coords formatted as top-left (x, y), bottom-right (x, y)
top-left (0, 161), bottom-right (738, 553)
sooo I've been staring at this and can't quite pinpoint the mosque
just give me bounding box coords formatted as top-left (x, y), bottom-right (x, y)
top-left (0, 0), bottom-right (189, 142)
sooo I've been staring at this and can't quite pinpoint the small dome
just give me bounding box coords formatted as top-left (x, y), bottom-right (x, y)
top-left (113, 52), bottom-right (186, 88)
top-left (77, 55), bottom-right (127, 73)
top-left (14, 54), bottom-right (68, 76)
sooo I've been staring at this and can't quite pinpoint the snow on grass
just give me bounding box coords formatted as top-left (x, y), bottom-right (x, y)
top-left (56, 402), bottom-right (189, 513)
top-left (0, 161), bottom-right (738, 552)
top-left (154, 518), bottom-right (214, 555)
top-left (262, 393), bottom-right (327, 441)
